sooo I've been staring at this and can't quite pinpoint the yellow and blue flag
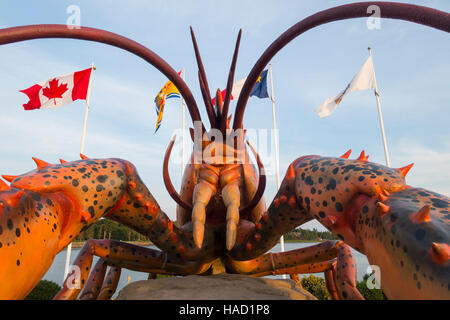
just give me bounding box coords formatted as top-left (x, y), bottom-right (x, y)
top-left (154, 71), bottom-right (182, 132)
top-left (250, 69), bottom-right (269, 99)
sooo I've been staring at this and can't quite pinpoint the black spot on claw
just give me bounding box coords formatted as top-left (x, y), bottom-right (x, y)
top-left (97, 175), bottom-right (108, 183)
top-left (414, 228), bottom-right (426, 241)
top-left (328, 178), bottom-right (336, 190)
top-left (305, 176), bottom-right (314, 186)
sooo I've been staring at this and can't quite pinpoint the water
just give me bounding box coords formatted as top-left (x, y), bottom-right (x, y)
top-left (43, 242), bottom-right (370, 298)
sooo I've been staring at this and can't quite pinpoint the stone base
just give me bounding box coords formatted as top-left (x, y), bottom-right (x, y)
top-left (117, 273), bottom-right (316, 300)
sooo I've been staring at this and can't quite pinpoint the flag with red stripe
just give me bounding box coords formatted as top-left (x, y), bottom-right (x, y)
top-left (20, 67), bottom-right (93, 110)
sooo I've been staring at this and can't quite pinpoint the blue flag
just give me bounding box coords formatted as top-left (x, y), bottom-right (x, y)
top-left (250, 69), bottom-right (269, 99)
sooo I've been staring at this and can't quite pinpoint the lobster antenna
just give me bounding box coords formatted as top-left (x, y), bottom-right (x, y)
top-left (198, 70), bottom-right (216, 125)
top-left (239, 140), bottom-right (266, 214)
top-left (221, 29), bottom-right (242, 135)
top-left (190, 26), bottom-right (217, 128)
top-left (163, 135), bottom-right (193, 211)
top-left (214, 88), bottom-right (223, 112)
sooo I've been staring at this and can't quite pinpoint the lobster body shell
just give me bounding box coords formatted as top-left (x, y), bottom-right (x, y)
top-left (176, 147), bottom-right (265, 229)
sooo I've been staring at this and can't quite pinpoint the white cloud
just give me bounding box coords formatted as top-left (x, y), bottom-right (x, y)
top-left (390, 138), bottom-right (450, 196)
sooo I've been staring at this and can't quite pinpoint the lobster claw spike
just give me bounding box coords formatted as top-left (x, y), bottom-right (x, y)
top-left (0, 179), bottom-right (10, 191)
top-left (5, 189), bottom-right (24, 207)
top-left (411, 204), bottom-right (431, 223)
top-left (357, 150), bottom-right (369, 161)
top-left (59, 159), bottom-right (67, 164)
top-left (340, 149), bottom-right (352, 159)
top-left (377, 202), bottom-right (390, 217)
top-left (2, 175), bottom-right (18, 183)
top-left (80, 211), bottom-right (91, 223)
top-left (377, 193), bottom-right (388, 202)
top-left (397, 163), bottom-right (414, 178)
top-left (80, 153), bottom-right (89, 160)
top-left (32, 157), bottom-right (50, 169)
top-left (125, 162), bottom-right (133, 175)
top-left (325, 215), bottom-right (337, 226)
top-left (431, 242), bottom-right (450, 263)
top-left (286, 163), bottom-right (295, 179)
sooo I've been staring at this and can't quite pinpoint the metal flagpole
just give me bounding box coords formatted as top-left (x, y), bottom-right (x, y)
top-left (79, 63), bottom-right (95, 155)
top-left (63, 62), bottom-right (95, 281)
top-left (181, 68), bottom-right (186, 175)
top-left (269, 64), bottom-right (286, 279)
top-left (368, 48), bottom-right (391, 167)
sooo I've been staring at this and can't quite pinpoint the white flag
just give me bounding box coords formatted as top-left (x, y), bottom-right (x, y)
top-left (315, 56), bottom-right (377, 118)
top-left (211, 77), bottom-right (246, 105)
top-left (231, 77), bottom-right (246, 98)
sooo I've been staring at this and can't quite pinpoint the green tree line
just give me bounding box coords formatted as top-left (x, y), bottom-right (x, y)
top-left (284, 228), bottom-right (338, 241)
top-left (76, 218), bottom-right (148, 242)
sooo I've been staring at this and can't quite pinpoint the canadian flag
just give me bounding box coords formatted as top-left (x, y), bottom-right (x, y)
top-left (20, 67), bottom-right (93, 110)
top-left (211, 77), bottom-right (246, 105)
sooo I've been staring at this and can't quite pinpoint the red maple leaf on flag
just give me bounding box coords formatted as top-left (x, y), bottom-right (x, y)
top-left (42, 78), bottom-right (68, 105)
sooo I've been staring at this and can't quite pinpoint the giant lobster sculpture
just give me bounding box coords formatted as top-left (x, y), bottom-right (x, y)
top-left (0, 2), bottom-right (448, 300)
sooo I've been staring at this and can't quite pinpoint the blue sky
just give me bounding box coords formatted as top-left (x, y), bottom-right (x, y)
top-left (0, 0), bottom-right (448, 231)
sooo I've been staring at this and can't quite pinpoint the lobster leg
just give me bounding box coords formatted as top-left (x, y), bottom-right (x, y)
top-left (324, 263), bottom-right (340, 300)
top-left (226, 241), bottom-right (363, 300)
top-left (54, 239), bottom-right (213, 300)
top-left (238, 258), bottom-right (341, 300)
top-left (289, 273), bottom-right (301, 286)
top-left (335, 242), bottom-right (362, 299)
top-left (248, 259), bottom-right (336, 277)
top-left (97, 266), bottom-right (122, 300)
top-left (80, 263), bottom-right (121, 300)
top-left (79, 258), bottom-right (108, 300)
